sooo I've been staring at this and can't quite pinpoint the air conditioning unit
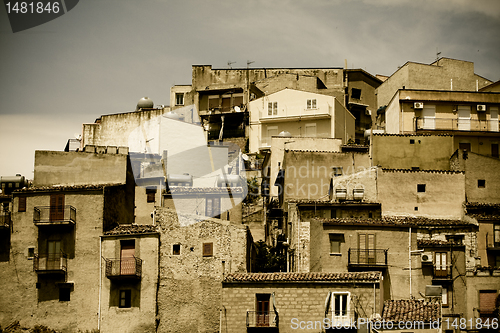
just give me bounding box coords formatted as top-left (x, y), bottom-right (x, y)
top-left (477, 105), bottom-right (487, 112)
top-left (335, 188), bottom-right (347, 201)
top-left (414, 102), bottom-right (424, 109)
top-left (353, 188), bottom-right (364, 201)
top-left (425, 285), bottom-right (442, 297)
top-left (421, 252), bottom-right (433, 264)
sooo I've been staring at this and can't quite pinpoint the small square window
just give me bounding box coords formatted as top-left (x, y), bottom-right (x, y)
top-left (27, 247), bottom-right (35, 258)
top-left (417, 184), bottom-right (426, 192)
top-left (119, 290), bottom-right (131, 308)
top-left (415, 207), bottom-right (418, 211)
top-left (18, 197), bottom-right (26, 212)
top-left (329, 234), bottom-right (343, 254)
top-left (306, 99), bottom-right (317, 109)
top-left (59, 288), bottom-right (71, 302)
top-left (173, 244), bottom-right (180, 255)
top-left (351, 88), bottom-right (361, 100)
top-left (478, 179), bottom-right (486, 188)
top-left (410, 139), bottom-right (415, 144)
top-left (332, 167), bottom-right (343, 177)
top-left (203, 242), bottom-right (213, 257)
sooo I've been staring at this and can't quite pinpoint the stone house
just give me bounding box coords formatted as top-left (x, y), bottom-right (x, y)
top-left (154, 208), bottom-right (251, 333)
top-left (221, 271), bottom-right (382, 333)
top-left (0, 183), bottom-right (133, 332)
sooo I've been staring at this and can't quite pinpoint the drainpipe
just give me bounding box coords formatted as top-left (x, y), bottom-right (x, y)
top-left (98, 236), bottom-right (102, 330)
top-left (373, 282), bottom-right (376, 317)
top-left (409, 227), bottom-right (412, 298)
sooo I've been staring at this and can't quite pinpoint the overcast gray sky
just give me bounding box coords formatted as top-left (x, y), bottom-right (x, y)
top-left (1, 0), bottom-right (499, 178)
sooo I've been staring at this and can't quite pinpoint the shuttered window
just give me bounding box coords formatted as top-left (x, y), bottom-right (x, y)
top-left (479, 290), bottom-right (498, 315)
top-left (203, 242), bottom-right (213, 257)
top-left (18, 196), bottom-right (26, 212)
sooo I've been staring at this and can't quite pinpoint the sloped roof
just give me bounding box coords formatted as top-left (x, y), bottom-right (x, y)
top-left (223, 272), bottom-right (381, 283)
top-left (381, 299), bottom-right (441, 323)
top-left (167, 187), bottom-right (244, 194)
top-left (13, 183), bottom-right (122, 194)
top-left (104, 224), bottom-right (158, 236)
top-left (319, 217), bottom-right (477, 228)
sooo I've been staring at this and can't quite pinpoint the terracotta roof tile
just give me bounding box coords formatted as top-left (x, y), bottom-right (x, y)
top-left (104, 224), bottom-right (158, 235)
top-left (14, 183), bottom-right (123, 193)
top-left (417, 239), bottom-right (463, 247)
top-left (381, 168), bottom-right (463, 174)
top-left (381, 299), bottom-right (441, 322)
top-left (168, 187), bottom-right (244, 194)
top-left (224, 272), bottom-right (381, 283)
top-left (319, 217), bottom-right (476, 227)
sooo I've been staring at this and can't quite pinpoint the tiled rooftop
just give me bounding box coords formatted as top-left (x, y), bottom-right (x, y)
top-left (104, 224), bottom-right (158, 236)
top-left (167, 187), bottom-right (244, 194)
top-left (223, 272), bottom-right (382, 283)
top-left (319, 216), bottom-right (477, 227)
top-left (417, 239), bottom-right (463, 247)
top-left (381, 299), bottom-right (441, 323)
top-left (381, 168), bottom-right (463, 174)
top-left (14, 183), bottom-right (123, 193)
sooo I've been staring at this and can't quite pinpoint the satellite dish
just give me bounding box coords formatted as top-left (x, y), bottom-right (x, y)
top-left (242, 154), bottom-right (249, 161)
top-left (234, 106), bottom-right (241, 112)
top-left (74, 133), bottom-right (82, 141)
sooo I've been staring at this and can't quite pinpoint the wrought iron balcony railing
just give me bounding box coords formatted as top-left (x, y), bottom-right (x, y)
top-left (325, 309), bottom-right (357, 328)
top-left (348, 249), bottom-right (388, 266)
top-left (0, 212), bottom-right (10, 228)
top-left (415, 117), bottom-right (499, 132)
top-left (433, 265), bottom-right (452, 279)
top-left (105, 257), bottom-right (142, 280)
top-left (33, 252), bottom-right (67, 273)
top-left (33, 205), bottom-right (76, 225)
top-left (246, 311), bottom-right (279, 328)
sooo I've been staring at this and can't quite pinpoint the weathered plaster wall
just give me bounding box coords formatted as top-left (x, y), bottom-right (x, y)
top-left (155, 208), bottom-right (247, 333)
top-left (378, 169), bottom-right (465, 219)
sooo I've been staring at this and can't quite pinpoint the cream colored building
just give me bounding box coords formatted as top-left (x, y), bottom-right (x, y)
top-left (248, 88), bottom-right (355, 153)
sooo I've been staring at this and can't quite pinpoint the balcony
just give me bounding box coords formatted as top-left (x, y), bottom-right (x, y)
top-left (33, 205), bottom-right (76, 226)
top-left (486, 233), bottom-right (500, 251)
top-left (0, 212), bottom-right (10, 228)
top-left (246, 311), bottom-right (279, 331)
top-left (259, 107), bottom-right (331, 123)
top-left (433, 265), bottom-right (452, 281)
top-left (415, 117), bottom-right (499, 132)
top-left (325, 309), bottom-right (357, 330)
top-left (34, 252), bottom-right (67, 274)
top-left (348, 249), bottom-right (388, 268)
top-left (105, 257), bottom-right (142, 280)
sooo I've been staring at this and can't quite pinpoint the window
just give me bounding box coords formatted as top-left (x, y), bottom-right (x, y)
top-left (268, 102), bottom-right (278, 116)
top-left (417, 184), bottom-right (426, 193)
top-left (478, 179), bottom-right (486, 188)
top-left (446, 234), bottom-right (464, 245)
top-left (172, 244), bottom-right (180, 255)
top-left (175, 93), bottom-right (184, 106)
top-left (18, 196), bottom-right (26, 212)
top-left (256, 294), bottom-right (271, 327)
top-left (306, 99), bottom-right (317, 109)
top-left (146, 188), bottom-right (156, 203)
top-left (490, 107), bottom-right (499, 132)
top-left (329, 234), bottom-right (343, 254)
top-left (434, 252), bottom-right (448, 277)
top-left (351, 88), bottom-right (361, 100)
top-left (49, 194), bottom-right (65, 221)
top-left (459, 142), bottom-right (471, 151)
top-left (494, 224), bottom-right (500, 246)
top-left (457, 106), bottom-right (471, 131)
top-left (492, 143), bottom-right (499, 158)
top-left (206, 197), bottom-right (221, 218)
top-left (422, 105), bottom-right (436, 130)
top-left (59, 287), bottom-right (71, 302)
top-left (410, 139), bottom-right (415, 144)
top-left (119, 290), bottom-right (132, 308)
top-left (203, 242), bottom-right (213, 257)
top-left (332, 167), bottom-right (343, 177)
top-left (329, 292), bottom-right (351, 324)
top-left (358, 233), bottom-right (375, 264)
top-left (441, 286), bottom-right (448, 306)
top-left (27, 247), bottom-right (35, 259)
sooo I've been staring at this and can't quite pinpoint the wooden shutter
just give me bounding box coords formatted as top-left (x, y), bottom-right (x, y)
top-left (50, 194), bottom-right (64, 221)
top-left (120, 240), bottom-right (135, 275)
top-left (479, 291), bottom-right (498, 315)
top-left (203, 242), bottom-right (213, 257)
top-left (18, 196), bottom-right (26, 212)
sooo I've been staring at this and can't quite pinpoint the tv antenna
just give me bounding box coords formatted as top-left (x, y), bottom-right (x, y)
top-left (247, 60), bottom-right (254, 68)
top-left (227, 61), bottom-right (236, 68)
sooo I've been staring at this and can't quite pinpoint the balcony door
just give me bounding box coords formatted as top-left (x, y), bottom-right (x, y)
top-left (49, 194), bottom-right (65, 222)
top-left (47, 240), bottom-right (61, 270)
top-left (120, 240), bottom-right (135, 275)
top-left (434, 252), bottom-right (448, 277)
top-left (358, 233), bottom-right (375, 264)
top-left (256, 294), bottom-right (270, 327)
top-left (457, 106), bottom-right (471, 131)
top-left (490, 107), bottom-right (499, 132)
top-left (422, 105), bottom-right (435, 130)
top-left (332, 292), bottom-right (351, 326)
